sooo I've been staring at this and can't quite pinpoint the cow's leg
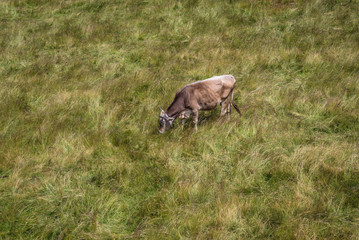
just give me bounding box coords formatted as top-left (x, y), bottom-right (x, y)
top-left (227, 90), bottom-right (234, 122)
top-left (179, 110), bottom-right (191, 130)
top-left (181, 118), bottom-right (185, 129)
top-left (226, 102), bottom-right (231, 122)
top-left (220, 97), bottom-right (231, 122)
top-left (179, 114), bottom-right (185, 130)
top-left (192, 110), bottom-right (198, 132)
top-left (220, 101), bottom-right (228, 117)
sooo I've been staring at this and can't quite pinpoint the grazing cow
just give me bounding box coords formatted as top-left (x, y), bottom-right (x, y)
top-left (159, 75), bottom-right (241, 133)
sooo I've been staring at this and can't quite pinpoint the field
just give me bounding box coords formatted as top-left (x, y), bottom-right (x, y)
top-left (1, 0), bottom-right (359, 239)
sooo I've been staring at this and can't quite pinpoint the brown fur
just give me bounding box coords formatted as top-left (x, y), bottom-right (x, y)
top-left (160, 75), bottom-right (241, 132)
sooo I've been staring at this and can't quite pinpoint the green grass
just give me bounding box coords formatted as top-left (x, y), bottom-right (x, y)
top-left (1, 0), bottom-right (359, 239)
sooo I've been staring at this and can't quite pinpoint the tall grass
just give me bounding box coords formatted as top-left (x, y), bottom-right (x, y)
top-left (1, 0), bottom-right (359, 239)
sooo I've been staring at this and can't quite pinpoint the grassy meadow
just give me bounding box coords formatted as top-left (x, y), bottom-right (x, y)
top-left (1, 0), bottom-right (359, 239)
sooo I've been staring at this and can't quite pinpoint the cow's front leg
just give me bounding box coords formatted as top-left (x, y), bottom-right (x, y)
top-left (179, 110), bottom-right (191, 130)
top-left (192, 110), bottom-right (198, 132)
top-left (181, 118), bottom-right (185, 129)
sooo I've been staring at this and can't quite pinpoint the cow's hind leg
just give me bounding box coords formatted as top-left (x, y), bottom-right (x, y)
top-left (220, 102), bottom-right (227, 117)
top-left (192, 110), bottom-right (198, 132)
top-left (220, 94), bottom-right (232, 122)
top-left (226, 102), bottom-right (232, 122)
top-left (226, 90), bottom-right (234, 122)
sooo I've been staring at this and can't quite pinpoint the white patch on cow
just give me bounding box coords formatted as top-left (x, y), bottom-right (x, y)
top-left (179, 110), bottom-right (192, 119)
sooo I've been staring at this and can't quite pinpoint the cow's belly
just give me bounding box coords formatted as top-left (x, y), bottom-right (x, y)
top-left (198, 100), bottom-right (220, 110)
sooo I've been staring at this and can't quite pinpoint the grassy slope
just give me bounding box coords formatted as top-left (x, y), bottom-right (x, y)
top-left (1, 0), bottom-right (359, 239)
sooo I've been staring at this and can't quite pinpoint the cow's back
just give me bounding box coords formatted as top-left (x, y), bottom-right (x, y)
top-left (191, 75), bottom-right (235, 98)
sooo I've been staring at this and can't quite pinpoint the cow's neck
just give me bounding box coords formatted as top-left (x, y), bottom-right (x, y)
top-left (166, 97), bottom-right (184, 118)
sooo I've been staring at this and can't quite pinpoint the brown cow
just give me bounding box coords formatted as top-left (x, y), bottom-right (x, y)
top-left (159, 75), bottom-right (241, 133)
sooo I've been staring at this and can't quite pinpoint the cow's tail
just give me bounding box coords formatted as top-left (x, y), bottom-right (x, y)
top-left (232, 101), bottom-right (242, 116)
top-left (230, 90), bottom-right (241, 117)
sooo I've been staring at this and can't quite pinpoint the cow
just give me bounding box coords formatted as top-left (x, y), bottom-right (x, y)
top-left (159, 75), bottom-right (241, 133)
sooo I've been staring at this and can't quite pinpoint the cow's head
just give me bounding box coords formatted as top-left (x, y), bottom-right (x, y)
top-left (159, 108), bottom-right (175, 133)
